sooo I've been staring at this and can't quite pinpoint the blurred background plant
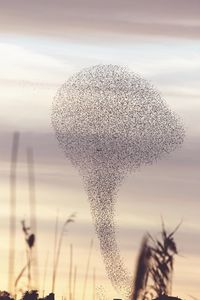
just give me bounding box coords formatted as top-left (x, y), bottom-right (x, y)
top-left (131, 222), bottom-right (180, 300)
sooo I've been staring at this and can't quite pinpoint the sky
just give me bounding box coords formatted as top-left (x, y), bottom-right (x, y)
top-left (0, 1), bottom-right (200, 299)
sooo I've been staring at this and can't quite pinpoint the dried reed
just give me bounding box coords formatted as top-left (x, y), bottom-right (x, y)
top-left (52, 213), bottom-right (75, 293)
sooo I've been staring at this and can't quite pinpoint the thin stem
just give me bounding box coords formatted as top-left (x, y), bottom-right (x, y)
top-left (8, 132), bottom-right (20, 295)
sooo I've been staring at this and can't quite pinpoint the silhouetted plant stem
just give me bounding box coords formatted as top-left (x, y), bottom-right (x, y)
top-left (26, 248), bottom-right (31, 290)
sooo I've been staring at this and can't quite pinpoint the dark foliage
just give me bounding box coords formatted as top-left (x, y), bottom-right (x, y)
top-left (0, 291), bottom-right (54, 300)
top-left (22, 290), bottom-right (39, 300)
top-left (0, 291), bottom-right (14, 300)
top-left (43, 293), bottom-right (55, 300)
top-left (132, 237), bottom-right (151, 300)
top-left (154, 295), bottom-right (183, 300)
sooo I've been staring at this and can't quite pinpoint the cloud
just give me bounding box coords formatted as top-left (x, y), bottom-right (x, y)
top-left (0, 0), bottom-right (200, 40)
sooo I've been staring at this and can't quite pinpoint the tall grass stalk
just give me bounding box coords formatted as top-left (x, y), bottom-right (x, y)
top-left (8, 132), bottom-right (20, 294)
top-left (52, 213), bottom-right (75, 293)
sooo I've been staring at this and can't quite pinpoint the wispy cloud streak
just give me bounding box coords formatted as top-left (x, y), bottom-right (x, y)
top-left (1, 0), bottom-right (200, 39)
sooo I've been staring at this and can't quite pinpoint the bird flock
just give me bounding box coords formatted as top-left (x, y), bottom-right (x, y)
top-left (51, 64), bottom-right (184, 298)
